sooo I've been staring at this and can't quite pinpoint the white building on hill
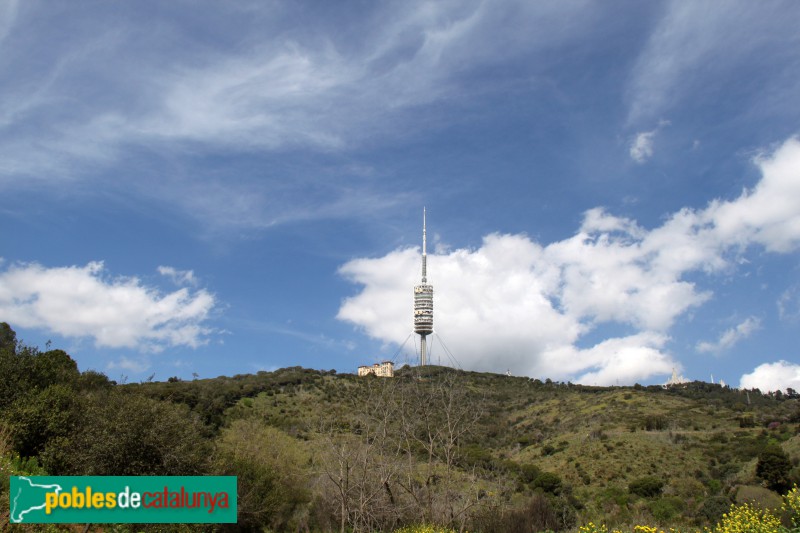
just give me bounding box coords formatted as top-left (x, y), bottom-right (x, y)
top-left (358, 361), bottom-right (394, 377)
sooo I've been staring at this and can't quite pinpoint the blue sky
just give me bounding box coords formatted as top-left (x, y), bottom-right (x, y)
top-left (1, 1), bottom-right (799, 390)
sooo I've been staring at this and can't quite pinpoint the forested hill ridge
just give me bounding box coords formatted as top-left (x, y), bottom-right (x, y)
top-left (1, 324), bottom-right (798, 532)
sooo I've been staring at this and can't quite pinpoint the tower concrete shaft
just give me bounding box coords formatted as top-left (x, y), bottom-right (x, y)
top-left (413, 208), bottom-right (433, 366)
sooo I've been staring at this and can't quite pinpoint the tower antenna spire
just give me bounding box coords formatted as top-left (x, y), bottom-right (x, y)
top-left (422, 207), bottom-right (427, 283)
top-left (413, 208), bottom-right (434, 366)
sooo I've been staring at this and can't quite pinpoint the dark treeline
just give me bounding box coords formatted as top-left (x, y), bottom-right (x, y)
top-left (1, 322), bottom-right (799, 532)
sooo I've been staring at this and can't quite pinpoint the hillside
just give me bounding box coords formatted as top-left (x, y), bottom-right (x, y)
top-left (1, 329), bottom-right (798, 532)
top-left (128, 364), bottom-right (800, 531)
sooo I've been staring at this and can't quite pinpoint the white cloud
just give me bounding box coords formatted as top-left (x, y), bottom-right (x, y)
top-left (630, 130), bottom-right (656, 163)
top-left (740, 360), bottom-right (800, 393)
top-left (696, 316), bottom-right (761, 354)
top-left (3, 1), bottom-right (562, 169)
top-left (0, 261), bottom-right (216, 351)
top-left (0, 2), bottom-right (602, 230)
top-left (338, 136), bottom-right (800, 384)
top-left (629, 120), bottom-right (670, 163)
top-left (158, 266), bottom-right (197, 286)
top-left (778, 285), bottom-right (800, 322)
top-left (569, 333), bottom-right (674, 386)
top-left (706, 138), bottom-right (800, 253)
top-left (337, 233), bottom-right (679, 384)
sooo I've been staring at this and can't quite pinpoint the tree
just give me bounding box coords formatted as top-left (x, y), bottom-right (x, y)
top-left (49, 391), bottom-right (210, 476)
top-left (395, 371), bottom-right (486, 529)
top-left (31, 349), bottom-right (79, 389)
top-left (756, 445), bottom-right (792, 494)
top-left (313, 371), bottom-right (486, 532)
top-left (0, 340), bottom-right (80, 412)
top-left (8, 384), bottom-right (81, 457)
top-left (316, 378), bottom-right (409, 533)
top-left (0, 322), bottom-right (16, 353)
top-left (215, 418), bottom-right (310, 531)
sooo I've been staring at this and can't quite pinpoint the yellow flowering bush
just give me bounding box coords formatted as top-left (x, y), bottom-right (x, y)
top-left (578, 499), bottom-right (790, 533)
top-left (579, 521), bottom-right (609, 533)
top-left (579, 522), bottom-right (631, 533)
top-left (633, 526), bottom-right (664, 533)
top-left (784, 485), bottom-right (800, 529)
top-left (398, 491), bottom-right (798, 533)
top-left (715, 503), bottom-right (781, 533)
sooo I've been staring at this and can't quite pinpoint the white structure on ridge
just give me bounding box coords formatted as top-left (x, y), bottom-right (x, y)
top-left (358, 361), bottom-right (395, 377)
top-left (664, 367), bottom-right (688, 387)
top-left (413, 208), bottom-right (434, 366)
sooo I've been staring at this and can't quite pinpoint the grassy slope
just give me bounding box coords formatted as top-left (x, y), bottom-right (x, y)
top-left (132, 366), bottom-right (800, 526)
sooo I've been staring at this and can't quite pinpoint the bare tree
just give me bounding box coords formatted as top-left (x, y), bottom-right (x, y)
top-left (316, 378), bottom-right (408, 532)
top-left (396, 371), bottom-right (485, 530)
top-left (314, 371), bottom-right (486, 532)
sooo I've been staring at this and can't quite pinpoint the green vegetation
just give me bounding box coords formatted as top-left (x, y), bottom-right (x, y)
top-left (575, 487), bottom-right (800, 533)
top-left (628, 477), bottom-right (664, 498)
top-left (1, 322), bottom-right (799, 531)
top-left (757, 446), bottom-right (794, 494)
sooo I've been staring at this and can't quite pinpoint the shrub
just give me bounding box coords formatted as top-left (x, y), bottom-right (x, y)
top-left (739, 415), bottom-right (756, 428)
top-left (735, 485), bottom-right (783, 512)
top-left (578, 502), bottom-right (783, 533)
top-left (644, 415), bottom-right (668, 431)
top-left (480, 493), bottom-right (560, 533)
top-left (715, 502), bottom-right (781, 533)
top-left (648, 496), bottom-right (685, 523)
top-left (598, 486), bottom-right (629, 507)
top-left (519, 463), bottom-right (542, 485)
top-left (700, 495), bottom-right (733, 524)
top-left (460, 443), bottom-right (494, 469)
top-left (784, 485), bottom-right (800, 528)
top-left (534, 472), bottom-right (562, 494)
top-left (578, 522), bottom-right (609, 533)
top-left (629, 476), bottom-right (665, 498)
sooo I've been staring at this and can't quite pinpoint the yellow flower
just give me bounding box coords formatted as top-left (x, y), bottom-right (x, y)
top-left (714, 503), bottom-right (780, 533)
top-left (783, 485), bottom-right (800, 528)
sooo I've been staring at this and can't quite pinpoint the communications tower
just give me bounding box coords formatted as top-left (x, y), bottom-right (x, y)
top-left (413, 208), bottom-right (434, 365)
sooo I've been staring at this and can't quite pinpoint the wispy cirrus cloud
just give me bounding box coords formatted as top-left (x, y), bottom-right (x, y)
top-left (0, 0), bottom-right (17, 45)
top-left (3, 1), bottom-right (798, 236)
top-left (0, 1), bottom-right (600, 230)
top-left (696, 316), bottom-right (761, 354)
top-left (0, 1), bottom-right (601, 160)
top-left (778, 285), bottom-right (800, 322)
top-left (625, 1), bottom-right (800, 124)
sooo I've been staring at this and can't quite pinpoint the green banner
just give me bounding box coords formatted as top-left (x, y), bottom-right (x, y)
top-left (9, 476), bottom-right (237, 524)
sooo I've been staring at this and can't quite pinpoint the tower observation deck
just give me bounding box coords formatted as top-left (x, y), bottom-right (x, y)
top-left (413, 208), bottom-right (433, 366)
